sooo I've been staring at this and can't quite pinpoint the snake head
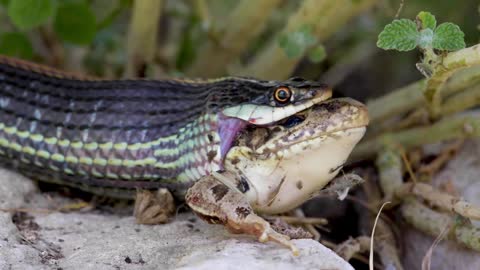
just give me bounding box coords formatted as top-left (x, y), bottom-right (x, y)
top-left (217, 77), bottom-right (332, 167)
top-left (221, 77), bottom-right (332, 125)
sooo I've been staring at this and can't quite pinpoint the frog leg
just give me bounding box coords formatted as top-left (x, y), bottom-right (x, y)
top-left (134, 188), bottom-right (175, 224)
top-left (266, 216), bottom-right (314, 240)
top-left (186, 174), bottom-right (299, 255)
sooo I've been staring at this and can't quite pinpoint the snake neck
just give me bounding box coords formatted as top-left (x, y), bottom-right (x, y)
top-left (0, 56), bottom-right (257, 197)
top-left (0, 108), bottom-right (223, 197)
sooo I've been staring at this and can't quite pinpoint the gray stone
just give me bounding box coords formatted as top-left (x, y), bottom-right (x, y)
top-left (0, 169), bottom-right (353, 270)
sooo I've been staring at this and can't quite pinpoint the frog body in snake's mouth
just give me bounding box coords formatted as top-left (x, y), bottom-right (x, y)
top-left (225, 97), bottom-right (369, 213)
top-left (186, 97), bottom-right (368, 254)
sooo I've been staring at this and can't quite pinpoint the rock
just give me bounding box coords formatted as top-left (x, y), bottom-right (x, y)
top-left (0, 169), bottom-right (353, 270)
top-left (0, 169), bottom-right (43, 270)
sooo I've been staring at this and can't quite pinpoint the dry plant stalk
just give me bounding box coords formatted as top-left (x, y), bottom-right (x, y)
top-left (361, 163), bottom-right (404, 269)
top-left (401, 198), bottom-right (480, 251)
top-left (418, 139), bottom-right (463, 175)
top-left (427, 45), bottom-right (480, 117)
top-left (125, 0), bottom-right (163, 77)
top-left (353, 113), bottom-right (480, 160)
top-left (373, 218), bottom-right (404, 270)
top-left (187, 0), bottom-right (282, 77)
top-left (367, 46), bottom-right (480, 126)
top-left (396, 182), bottom-right (480, 220)
top-left (335, 236), bottom-right (370, 261)
top-left (375, 139), bottom-right (403, 201)
top-left (239, 0), bottom-right (380, 79)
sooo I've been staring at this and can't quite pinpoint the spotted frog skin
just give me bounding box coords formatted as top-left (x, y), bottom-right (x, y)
top-left (186, 98), bottom-right (369, 254)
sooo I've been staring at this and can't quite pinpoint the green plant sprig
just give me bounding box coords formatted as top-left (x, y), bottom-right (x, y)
top-left (377, 11), bottom-right (468, 118)
top-left (377, 11), bottom-right (466, 78)
top-left (377, 11), bottom-right (465, 53)
top-left (278, 24), bottom-right (327, 63)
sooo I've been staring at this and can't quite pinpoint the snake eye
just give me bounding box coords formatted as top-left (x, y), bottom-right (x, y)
top-left (274, 87), bottom-right (292, 104)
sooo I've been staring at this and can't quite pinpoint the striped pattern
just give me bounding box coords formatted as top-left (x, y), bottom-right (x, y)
top-left (0, 55), bottom-right (328, 198)
top-left (0, 109), bottom-right (221, 198)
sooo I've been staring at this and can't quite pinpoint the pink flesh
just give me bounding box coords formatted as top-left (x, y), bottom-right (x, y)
top-left (217, 113), bottom-right (248, 170)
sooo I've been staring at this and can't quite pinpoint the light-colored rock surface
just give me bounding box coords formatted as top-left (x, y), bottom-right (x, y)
top-left (402, 139), bottom-right (480, 270)
top-left (0, 169), bottom-right (353, 270)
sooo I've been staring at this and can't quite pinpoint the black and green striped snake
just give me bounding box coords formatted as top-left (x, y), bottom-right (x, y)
top-left (0, 55), bottom-right (370, 252)
top-left (0, 55), bottom-right (332, 198)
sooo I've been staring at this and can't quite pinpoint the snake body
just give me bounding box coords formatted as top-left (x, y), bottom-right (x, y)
top-left (0, 56), bottom-right (330, 198)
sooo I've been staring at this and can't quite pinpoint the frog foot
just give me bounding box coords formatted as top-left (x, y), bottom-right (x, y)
top-left (266, 217), bottom-right (314, 240)
top-left (186, 174), bottom-right (299, 255)
top-left (134, 188), bottom-right (175, 224)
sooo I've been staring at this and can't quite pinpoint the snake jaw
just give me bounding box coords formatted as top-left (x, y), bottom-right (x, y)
top-left (220, 82), bottom-right (332, 125)
top-left (217, 84), bottom-right (332, 167)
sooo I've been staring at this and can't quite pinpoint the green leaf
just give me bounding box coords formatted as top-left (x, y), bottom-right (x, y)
top-left (96, 0), bottom-right (128, 31)
top-left (176, 16), bottom-right (201, 70)
top-left (0, 0), bottom-right (10, 7)
top-left (432, 22), bottom-right (466, 51)
top-left (278, 34), bottom-right (301, 58)
top-left (54, 2), bottom-right (97, 45)
top-left (278, 24), bottom-right (317, 58)
top-left (417, 28), bottom-right (434, 49)
top-left (307, 45), bottom-right (326, 63)
top-left (416, 11), bottom-right (436, 30)
top-left (7, 0), bottom-right (55, 30)
top-left (377, 19), bottom-right (420, 51)
top-left (0, 32), bottom-right (33, 59)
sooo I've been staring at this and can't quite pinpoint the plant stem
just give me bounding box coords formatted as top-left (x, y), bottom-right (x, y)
top-left (352, 113), bottom-right (480, 160)
top-left (397, 183), bottom-right (480, 220)
top-left (125, 0), bottom-right (163, 77)
top-left (401, 198), bottom-right (480, 252)
top-left (375, 138), bottom-right (403, 201)
top-left (426, 45), bottom-right (480, 117)
top-left (441, 84), bottom-right (480, 115)
top-left (368, 46), bottom-right (480, 125)
top-left (186, 0), bottom-right (282, 78)
top-left (96, 1), bottom-right (128, 31)
top-left (237, 0), bottom-right (379, 80)
top-left (367, 80), bottom-right (425, 124)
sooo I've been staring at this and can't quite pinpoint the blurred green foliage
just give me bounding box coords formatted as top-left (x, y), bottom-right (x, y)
top-left (276, 23), bottom-right (329, 66)
top-left (54, 2), bottom-right (96, 45)
top-left (307, 45), bottom-right (326, 63)
top-left (0, 0), bottom-right (476, 97)
top-left (278, 24), bottom-right (317, 58)
top-left (0, 0), bottom-right (125, 50)
top-left (7, 0), bottom-right (55, 30)
top-left (0, 32), bottom-right (32, 59)
top-left (175, 15), bottom-right (202, 70)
